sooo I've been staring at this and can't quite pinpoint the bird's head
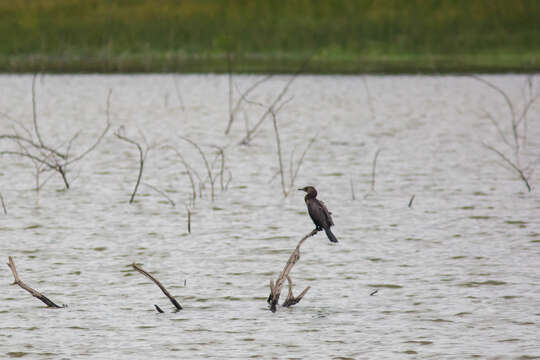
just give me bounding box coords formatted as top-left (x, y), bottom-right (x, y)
top-left (298, 186), bottom-right (317, 197)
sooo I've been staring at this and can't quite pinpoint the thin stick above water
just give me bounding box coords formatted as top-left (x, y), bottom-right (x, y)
top-left (132, 262), bottom-right (182, 311)
top-left (370, 148), bottom-right (382, 192)
top-left (0, 193), bottom-right (6, 214)
top-left (6, 256), bottom-right (63, 308)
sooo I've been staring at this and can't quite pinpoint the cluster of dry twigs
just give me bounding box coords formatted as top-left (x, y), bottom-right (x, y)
top-left (473, 75), bottom-right (540, 192)
top-left (0, 75), bottom-right (110, 202)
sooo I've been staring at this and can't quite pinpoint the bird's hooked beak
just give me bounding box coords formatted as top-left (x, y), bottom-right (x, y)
top-left (298, 187), bottom-right (307, 192)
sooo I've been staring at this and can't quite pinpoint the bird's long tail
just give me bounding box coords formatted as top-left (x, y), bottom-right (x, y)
top-left (324, 227), bottom-right (338, 243)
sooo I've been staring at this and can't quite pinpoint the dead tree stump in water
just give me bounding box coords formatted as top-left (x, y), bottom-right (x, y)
top-left (132, 262), bottom-right (182, 311)
top-left (6, 256), bottom-right (63, 308)
top-left (267, 229), bottom-right (318, 312)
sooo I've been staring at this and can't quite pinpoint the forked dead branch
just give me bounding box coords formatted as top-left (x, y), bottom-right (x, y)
top-left (0, 76), bottom-right (111, 194)
top-left (6, 256), bottom-right (64, 308)
top-left (472, 75), bottom-right (539, 192)
top-left (267, 228), bottom-right (318, 312)
top-left (132, 262), bottom-right (182, 312)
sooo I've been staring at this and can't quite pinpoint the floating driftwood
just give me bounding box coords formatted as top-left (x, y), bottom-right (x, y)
top-left (132, 262), bottom-right (182, 311)
top-left (268, 228), bottom-right (318, 312)
top-left (6, 256), bottom-right (63, 308)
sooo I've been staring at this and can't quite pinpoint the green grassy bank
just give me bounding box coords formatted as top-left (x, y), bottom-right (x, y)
top-left (1, 0), bottom-right (539, 73)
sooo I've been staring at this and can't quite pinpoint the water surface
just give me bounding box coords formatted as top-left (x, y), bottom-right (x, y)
top-left (1, 74), bottom-right (539, 359)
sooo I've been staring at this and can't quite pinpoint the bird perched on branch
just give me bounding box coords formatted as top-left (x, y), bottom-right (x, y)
top-left (298, 186), bottom-right (338, 243)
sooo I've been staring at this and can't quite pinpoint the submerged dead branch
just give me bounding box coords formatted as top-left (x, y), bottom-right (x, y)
top-left (370, 148), bottom-right (382, 192)
top-left (0, 193), bottom-right (6, 214)
top-left (115, 127), bottom-right (149, 204)
top-left (181, 137), bottom-right (216, 201)
top-left (143, 183), bottom-right (175, 207)
top-left (6, 256), bottom-right (63, 308)
top-left (269, 107), bottom-right (316, 198)
top-left (0, 81), bottom-right (111, 193)
top-left (483, 143), bottom-right (531, 192)
top-left (164, 145), bottom-right (198, 204)
top-left (472, 75), bottom-right (539, 192)
top-left (268, 228), bottom-right (318, 312)
top-left (178, 138), bottom-right (229, 201)
top-left (239, 73), bottom-right (301, 145)
top-left (225, 75), bottom-right (273, 135)
top-left (408, 194), bottom-right (415, 208)
top-left (361, 76), bottom-right (375, 120)
top-left (132, 262), bottom-right (182, 311)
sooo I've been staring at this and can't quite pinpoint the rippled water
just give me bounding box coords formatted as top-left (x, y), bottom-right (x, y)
top-left (1, 74), bottom-right (539, 359)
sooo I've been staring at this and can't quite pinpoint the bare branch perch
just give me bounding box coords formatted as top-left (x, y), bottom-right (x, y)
top-left (282, 275), bottom-right (311, 308)
top-left (132, 262), bottom-right (182, 311)
top-left (268, 228), bottom-right (318, 312)
top-left (6, 256), bottom-right (63, 308)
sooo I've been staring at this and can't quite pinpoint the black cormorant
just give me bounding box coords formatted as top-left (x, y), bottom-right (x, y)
top-left (298, 186), bottom-right (338, 243)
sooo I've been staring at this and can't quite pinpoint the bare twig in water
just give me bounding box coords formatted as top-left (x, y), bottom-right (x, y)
top-left (268, 228), bottom-right (318, 312)
top-left (289, 136), bottom-right (316, 192)
top-left (361, 76), bottom-right (375, 120)
top-left (6, 256), bottom-right (63, 308)
top-left (350, 179), bottom-right (356, 200)
top-left (31, 74), bottom-right (46, 150)
top-left (132, 262), bottom-right (182, 311)
top-left (408, 194), bottom-right (415, 208)
top-left (370, 290), bottom-right (378, 296)
top-left (225, 75), bottom-right (273, 134)
top-left (269, 106), bottom-right (316, 198)
top-left (472, 75), bottom-right (539, 192)
top-left (0, 83), bottom-right (111, 192)
top-left (226, 53), bottom-right (234, 134)
top-left (164, 145), bottom-right (198, 204)
top-left (187, 208), bottom-right (191, 233)
top-left (0, 193), bottom-right (6, 214)
top-left (483, 143), bottom-right (532, 192)
top-left (270, 109), bottom-right (287, 198)
top-left (211, 145), bottom-right (226, 191)
top-left (239, 59), bottom-right (310, 144)
top-left (143, 183), bottom-right (175, 207)
top-left (115, 127), bottom-right (147, 204)
top-left (155, 304), bottom-right (164, 313)
top-left (370, 149), bottom-right (382, 192)
top-left (180, 137), bottom-right (218, 201)
top-left (172, 76), bottom-right (186, 113)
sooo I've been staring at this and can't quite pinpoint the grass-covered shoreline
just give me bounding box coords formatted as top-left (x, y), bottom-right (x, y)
top-left (1, 0), bottom-right (539, 73)
top-left (2, 52), bottom-right (539, 74)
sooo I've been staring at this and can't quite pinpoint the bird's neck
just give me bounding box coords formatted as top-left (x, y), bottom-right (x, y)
top-left (305, 193), bottom-right (317, 200)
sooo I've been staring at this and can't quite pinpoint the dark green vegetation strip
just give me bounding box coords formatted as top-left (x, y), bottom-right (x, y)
top-left (1, 0), bottom-right (539, 73)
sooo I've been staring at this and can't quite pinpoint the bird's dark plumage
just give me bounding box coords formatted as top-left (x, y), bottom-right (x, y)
top-left (298, 186), bottom-right (338, 242)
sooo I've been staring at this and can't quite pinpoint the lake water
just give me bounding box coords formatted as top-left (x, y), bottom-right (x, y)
top-left (1, 74), bottom-right (539, 359)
